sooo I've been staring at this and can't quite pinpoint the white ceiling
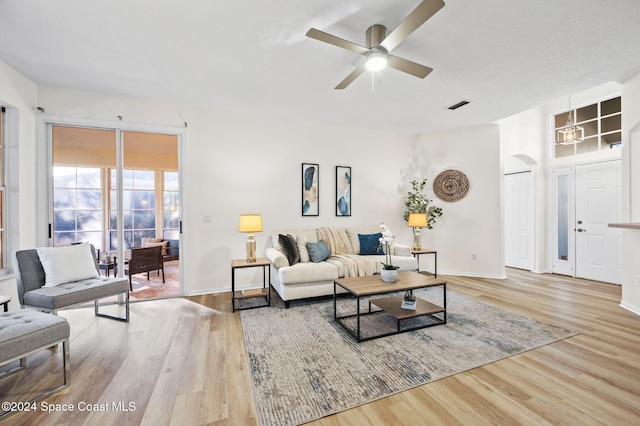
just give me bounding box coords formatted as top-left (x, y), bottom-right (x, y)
top-left (1, 0), bottom-right (640, 135)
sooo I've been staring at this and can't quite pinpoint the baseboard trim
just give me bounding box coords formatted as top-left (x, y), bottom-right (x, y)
top-left (619, 301), bottom-right (640, 316)
top-left (438, 270), bottom-right (507, 279)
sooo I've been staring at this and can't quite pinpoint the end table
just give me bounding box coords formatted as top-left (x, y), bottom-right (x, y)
top-left (412, 248), bottom-right (437, 277)
top-left (231, 258), bottom-right (271, 312)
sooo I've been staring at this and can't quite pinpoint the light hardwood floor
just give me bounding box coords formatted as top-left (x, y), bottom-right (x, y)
top-left (2, 268), bottom-right (639, 425)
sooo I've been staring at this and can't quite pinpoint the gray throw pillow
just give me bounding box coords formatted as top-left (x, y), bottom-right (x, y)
top-left (307, 240), bottom-right (331, 263)
top-left (278, 234), bottom-right (300, 266)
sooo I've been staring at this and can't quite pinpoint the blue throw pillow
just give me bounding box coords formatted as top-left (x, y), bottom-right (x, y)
top-left (307, 240), bottom-right (331, 263)
top-left (358, 233), bottom-right (383, 255)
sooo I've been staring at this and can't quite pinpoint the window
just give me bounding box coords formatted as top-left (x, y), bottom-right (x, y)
top-left (110, 169), bottom-right (156, 250)
top-left (163, 171), bottom-right (179, 240)
top-left (52, 166), bottom-right (104, 248)
top-left (555, 96), bottom-right (622, 158)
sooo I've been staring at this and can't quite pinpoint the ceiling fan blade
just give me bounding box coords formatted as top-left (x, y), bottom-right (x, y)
top-left (387, 55), bottom-right (433, 79)
top-left (380, 0), bottom-right (445, 52)
top-left (306, 28), bottom-right (369, 55)
top-left (335, 62), bottom-right (367, 90)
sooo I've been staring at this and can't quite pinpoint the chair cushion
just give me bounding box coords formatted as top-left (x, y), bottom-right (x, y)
top-left (36, 242), bottom-right (100, 287)
top-left (0, 310), bottom-right (69, 364)
top-left (142, 238), bottom-right (169, 255)
top-left (23, 277), bottom-right (129, 311)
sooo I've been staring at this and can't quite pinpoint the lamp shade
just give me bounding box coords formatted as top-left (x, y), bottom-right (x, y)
top-left (407, 213), bottom-right (428, 228)
top-left (238, 214), bottom-right (263, 233)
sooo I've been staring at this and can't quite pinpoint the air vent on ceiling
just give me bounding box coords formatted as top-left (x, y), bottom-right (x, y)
top-left (448, 100), bottom-right (470, 110)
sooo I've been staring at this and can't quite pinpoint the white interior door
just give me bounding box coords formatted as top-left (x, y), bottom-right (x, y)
top-left (504, 171), bottom-right (533, 270)
top-left (575, 160), bottom-right (622, 284)
top-left (551, 167), bottom-right (575, 276)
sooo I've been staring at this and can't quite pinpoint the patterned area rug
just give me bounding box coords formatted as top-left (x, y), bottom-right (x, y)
top-left (240, 288), bottom-right (576, 426)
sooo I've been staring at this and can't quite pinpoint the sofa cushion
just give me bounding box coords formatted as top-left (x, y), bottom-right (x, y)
top-left (358, 233), bottom-right (383, 255)
top-left (279, 234), bottom-right (300, 266)
top-left (36, 242), bottom-right (100, 287)
top-left (278, 261), bottom-right (338, 284)
top-left (360, 254), bottom-right (418, 272)
top-left (297, 235), bottom-right (310, 263)
top-left (307, 240), bottom-right (330, 263)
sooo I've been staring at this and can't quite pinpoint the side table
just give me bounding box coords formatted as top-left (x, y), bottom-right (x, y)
top-left (231, 258), bottom-right (271, 312)
top-left (412, 249), bottom-right (437, 277)
top-left (0, 295), bottom-right (11, 312)
top-left (98, 259), bottom-right (117, 277)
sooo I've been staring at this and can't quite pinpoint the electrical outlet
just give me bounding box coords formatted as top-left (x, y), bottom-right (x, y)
top-left (472, 254), bottom-right (477, 261)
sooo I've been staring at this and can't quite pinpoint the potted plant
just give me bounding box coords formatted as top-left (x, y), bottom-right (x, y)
top-left (379, 223), bottom-right (399, 283)
top-left (403, 179), bottom-right (443, 227)
top-left (401, 289), bottom-right (416, 310)
top-left (404, 179), bottom-right (443, 249)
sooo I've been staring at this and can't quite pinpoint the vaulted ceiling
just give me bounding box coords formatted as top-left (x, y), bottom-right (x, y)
top-left (1, 0), bottom-right (640, 135)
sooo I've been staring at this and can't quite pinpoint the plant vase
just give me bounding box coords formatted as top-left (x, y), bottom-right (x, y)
top-left (380, 269), bottom-right (398, 283)
top-left (401, 289), bottom-right (417, 310)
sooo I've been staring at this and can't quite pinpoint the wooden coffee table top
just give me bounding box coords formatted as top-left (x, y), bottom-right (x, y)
top-left (335, 271), bottom-right (446, 297)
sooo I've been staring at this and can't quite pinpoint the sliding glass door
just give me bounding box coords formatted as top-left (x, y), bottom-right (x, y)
top-left (50, 125), bottom-right (181, 297)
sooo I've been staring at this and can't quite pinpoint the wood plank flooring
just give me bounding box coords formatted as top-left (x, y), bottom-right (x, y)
top-left (2, 268), bottom-right (639, 425)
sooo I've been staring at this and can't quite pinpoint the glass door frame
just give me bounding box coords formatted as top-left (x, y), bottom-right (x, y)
top-left (37, 116), bottom-right (185, 294)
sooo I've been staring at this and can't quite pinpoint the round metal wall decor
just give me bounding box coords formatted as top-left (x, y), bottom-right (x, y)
top-left (433, 169), bottom-right (469, 202)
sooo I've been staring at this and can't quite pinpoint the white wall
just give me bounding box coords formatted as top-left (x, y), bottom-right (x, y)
top-left (498, 107), bottom-right (546, 273)
top-left (36, 86), bottom-right (508, 293)
top-left (0, 61), bottom-right (38, 311)
top-left (412, 125), bottom-right (504, 278)
top-left (37, 86), bottom-right (426, 294)
top-left (620, 72), bottom-right (640, 314)
top-left (0, 59), bottom-right (507, 300)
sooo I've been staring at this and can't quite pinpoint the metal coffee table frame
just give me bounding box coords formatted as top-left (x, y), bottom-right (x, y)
top-left (333, 272), bottom-right (447, 342)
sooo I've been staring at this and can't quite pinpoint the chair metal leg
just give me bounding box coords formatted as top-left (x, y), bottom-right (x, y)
top-left (0, 339), bottom-right (70, 420)
top-left (94, 290), bottom-right (130, 322)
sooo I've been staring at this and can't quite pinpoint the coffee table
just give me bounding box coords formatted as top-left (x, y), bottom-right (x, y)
top-left (333, 271), bottom-right (446, 342)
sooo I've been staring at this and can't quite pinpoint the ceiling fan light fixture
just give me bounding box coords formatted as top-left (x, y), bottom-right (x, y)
top-left (365, 48), bottom-right (388, 72)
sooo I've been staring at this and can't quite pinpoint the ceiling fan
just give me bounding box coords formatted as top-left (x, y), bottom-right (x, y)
top-left (306, 0), bottom-right (445, 90)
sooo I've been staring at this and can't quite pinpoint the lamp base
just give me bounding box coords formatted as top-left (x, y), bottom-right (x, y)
top-left (412, 227), bottom-right (422, 251)
top-left (246, 234), bottom-right (256, 262)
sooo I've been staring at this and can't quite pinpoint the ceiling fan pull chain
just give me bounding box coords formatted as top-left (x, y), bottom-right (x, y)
top-left (371, 72), bottom-right (375, 94)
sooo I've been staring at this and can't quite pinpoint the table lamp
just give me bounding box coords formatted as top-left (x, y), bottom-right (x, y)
top-left (408, 213), bottom-right (428, 251)
top-left (239, 213), bottom-right (263, 262)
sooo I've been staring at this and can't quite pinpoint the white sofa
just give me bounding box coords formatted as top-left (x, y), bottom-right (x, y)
top-left (265, 226), bottom-right (418, 307)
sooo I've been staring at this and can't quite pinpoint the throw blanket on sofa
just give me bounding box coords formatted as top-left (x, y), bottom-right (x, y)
top-left (318, 227), bottom-right (353, 255)
top-left (319, 227), bottom-right (378, 278)
top-left (327, 254), bottom-right (378, 278)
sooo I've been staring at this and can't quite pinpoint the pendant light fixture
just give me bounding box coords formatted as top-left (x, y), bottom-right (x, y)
top-left (556, 96), bottom-right (584, 145)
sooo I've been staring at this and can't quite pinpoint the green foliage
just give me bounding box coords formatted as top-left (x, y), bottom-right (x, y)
top-left (403, 179), bottom-right (443, 229)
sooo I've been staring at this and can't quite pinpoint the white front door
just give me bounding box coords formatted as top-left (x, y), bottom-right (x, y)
top-left (574, 160), bottom-right (622, 284)
top-left (505, 171), bottom-right (533, 270)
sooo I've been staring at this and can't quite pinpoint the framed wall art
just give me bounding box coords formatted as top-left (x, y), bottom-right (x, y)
top-left (302, 163), bottom-right (319, 216)
top-left (336, 166), bottom-right (351, 216)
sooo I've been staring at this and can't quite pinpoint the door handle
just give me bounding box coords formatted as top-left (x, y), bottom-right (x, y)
top-left (576, 228), bottom-right (587, 232)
